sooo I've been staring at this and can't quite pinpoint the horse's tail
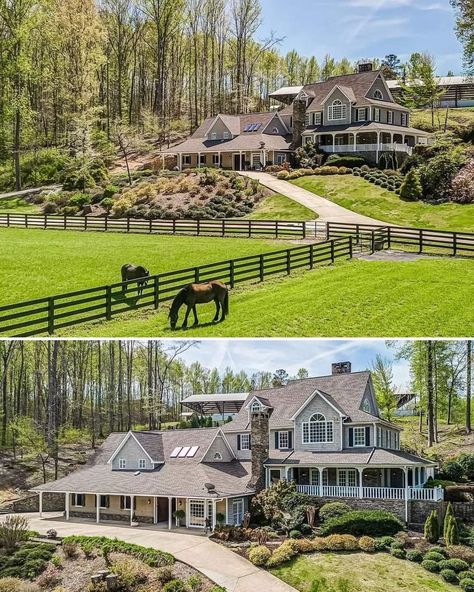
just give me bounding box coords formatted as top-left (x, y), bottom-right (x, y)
top-left (223, 289), bottom-right (229, 316)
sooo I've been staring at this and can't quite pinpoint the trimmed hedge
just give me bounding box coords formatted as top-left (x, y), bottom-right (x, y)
top-left (406, 550), bottom-right (423, 563)
top-left (424, 551), bottom-right (446, 563)
top-left (319, 510), bottom-right (404, 537)
top-left (422, 560), bottom-right (440, 573)
top-left (438, 558), bottom-right (470, 573)
top-left (440, 568), bottom-right (459, 584)
top-left (248, 545), bottom-right (271, 567)
top-left (325, 155), bottom-right (367, 168)
top-left (62, 535), bottom-right (174, 567)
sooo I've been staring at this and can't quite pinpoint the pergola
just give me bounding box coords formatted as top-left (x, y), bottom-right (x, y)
top-left (181, 393), bottom-right (248, 417)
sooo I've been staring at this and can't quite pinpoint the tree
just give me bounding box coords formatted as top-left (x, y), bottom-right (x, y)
top-left (467, 340), bottom-right (472, 434)
top-left (443, 502), bottom-right (455, 541)
top-left (399, 168), bottom-right (423, 201)
top-left (444, 514), bottom-right (460, 546)
top-left (272, 369), bottom-right (289, 387)
top-left (427, 341), bottom-right (436, 447)
top-left (371, 355), bottom-right (398, 420)
top-left (451, 0), bottom-right (474, 74)
top-left (424, 509), bottom-right (439, 543)
top-left (381, 54), bottom-right (401, 79)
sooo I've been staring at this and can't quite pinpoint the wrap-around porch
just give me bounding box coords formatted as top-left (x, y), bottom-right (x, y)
top-left (304, 131), bottom-right (429, 156)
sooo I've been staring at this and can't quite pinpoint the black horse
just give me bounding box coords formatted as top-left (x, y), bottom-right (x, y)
top-left (121, 264), bottom-right (150, 297)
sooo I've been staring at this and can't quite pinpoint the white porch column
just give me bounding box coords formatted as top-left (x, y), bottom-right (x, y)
top-left (284, 466), bottom-right (290, 481)
top-left (218, 152), bottom-right (221, 169)
top-left (153, 497), bottom-right (158, 524)
top-left (96, 494), bottom-right (100, 523)
top-left (353, 133), bottom-right (357, 151)
top-left (39, 492), bottom-right (43, 518)
top-left (197, 153), bottom-right (201, 168)
top-left (168, 497), bottom-right (172, 530)
top-left (130, 495), bottom-right (135, 526)
top-left (332, 134), bottom-right (335, 152)
top-left (239, 151), bottom-right (243, 170)
top-left (65, 493), bottom-right (70, 521)
top-left (358, 468), bottom-right (364, 498)
top-left (225, 498), bottom-right (229, 525)
top-left (318, 467), bottom-right (323, 496)
top-left (403, 467), bottom-right (409, 523)
top-left (376, 131), bottom-right (381, 163)
top-left (212, 500), bottom-right (217, 529)
top-left (178, 153), bottom-right (182, 171)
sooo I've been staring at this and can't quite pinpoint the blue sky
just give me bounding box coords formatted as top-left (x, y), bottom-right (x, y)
top-left (259, 0), bottom-right (462, 75)
top-left (177, 339), bottom-right (413, 390)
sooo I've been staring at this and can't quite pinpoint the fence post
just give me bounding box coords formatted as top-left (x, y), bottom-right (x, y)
top-left (194, 267), bottom-right (199, 283)
top-left (259, 254), bottom-right (264, 281)
top-left (276, 220), bottom-right (279, 239)
top-left (387, 226), bottom-right (391, 249)
top-left (453, 232), bottom-right (457, 256)
top-left (229, 260), bottom-right (235, 288)
top-left (106, 286), bottom-right (112, 320)
top-left (153, 276), bottom-right (159, 309)
top-left (248, 219), bottom-right (252, 238)
top-left (302, 221), bottom-right (306, 240)
top-left (222, 219), bottom-right (225, 237)
top-left (349, 235), bottom-right (353, 259)
top-left (356, 223), bottom-right (360, 244)
top-left (331, 240), bottom-right (335, 263)
top-left (48, 297), bottom-right (55, 335)
top-left (149, 218), bottom-right (152, 233)
top-left (105, 214), bottom-right (108, 232)
top-left (84, 216), bottom-right (88, 231)
top-left (44, 214), bottom-right (47, 230)
top-left (196, 218), bottom-right (200, 236)
top-left (310, 243), bottom-right (314, 269)
top-left (64, 215), bottom-right (67, 230)
top-left (6, 213), bottom-right (10, 227)
top-left (371, 230), bottom-right (375, 254)
top-left (325, 221), bottom-right (329, 241)
top-left (25, 214), bottom-right (28, 229)
top-left (286, 249), bottom-right (291, 274)
top-left (419, 229), bottom-right (423, 254)
top-left (127, 215), bottom-right (130, 233)
top-left (173, 219), bottom-right (176, 234)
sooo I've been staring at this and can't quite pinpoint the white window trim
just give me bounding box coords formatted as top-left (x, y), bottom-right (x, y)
top-left (302, 414), bottom-right (334, 444)
top-left (401, 112), bottom-right (408, 126)
top-left (199, 154), bottom-right (206, 164)
top-left (223, 131), bottom-right (230, 139)
top-left (276, 153), bottom-right (286, 164)
top-left (353, 426), bottom-right (366, 447)
top-left (212, 154), bottom-right (220, 164)
top-left (357, 108), bottom-right (366, 122)
top-left (328, 100), bottom-right (347, 121)
top-left (374, 108), bottom-right (380, 122)
top-left (72, 493), bottom-right (85, 507)
top-left (279, 431), bottom-right (289, 450)
top-left (138, 459), bottom-right (146, 470)
top-left (314, 112), bottom-right (322, 125)
top-left (99, 495), bottom-right (109, 509)
top-left (387, 111), bottom-right (393, 124)
top-left (118, 458), bottom-right (126, 469)
top-left (210, 132), bottom-right (217, 140)
top-left (337, 468), bottom-right (357, 487)
top-left (373, 89), bottom-right (383, 100)
top-left (240, 433), bottom-right (251, 450)
top-left (183, 154), bottom-right (191, 165)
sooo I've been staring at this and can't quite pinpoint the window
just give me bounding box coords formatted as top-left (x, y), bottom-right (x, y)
top-left (223, 131), bottom-right (230, 139)
top-left (212, 154), bottom-right (220, 165)
top-left (313, 112), bottom-right (322, 125)
top-left (354, 427), bottom-right (366, 447)
top-left (279, 431), bottom-right (289, 449)
top-left (232, 499), bottom-right (244, 526)
top-left (276, 153), bottom-right (286, 164)
top-left (138, 459), bottom-right (146, 470)
top-left (305, 114), bottom-right (310, 126)
top-left (120, 496), bottom-right (136, 510)
top-left (338, 469), bottom-right (357, 487)
top-left (272, 127), bottom-right (279, 134)
top-left (362, 399), bottom-right (370, 413)
top-left (401, 112), bottom-right (408, 126)
top-left (328, 99), bottom-right (346, 121)
top-left (240, 433), bottom-right (251, 450)
top-left (250, 400), bottom-right (261, 412)
top-left (183, 155), bottom-right (191, 165)
top-left (270, 469), bottom-right (281, 483)
top-left (99, 495), bottom-right (109, 509)
top-left (302, 413), bottom-right (334, 444)
top-left (374, 108), bottom-right (380, 122)
top-left (118, 458), bottom-right (126, 469)
top-left (214, 452), bottom-right (223, 460)
top-left (72, 493), bottom-right (85, 507)
top-left (387, 111), bottom-right (393, 124)
top-left (373, 89), bottom-right (383, 100)
top-left (357, 108), bottom-right (366, 122)
top-left (210, 132), bottom-right (217, 140)
top-left (199, 154), bottom-right (206, 165)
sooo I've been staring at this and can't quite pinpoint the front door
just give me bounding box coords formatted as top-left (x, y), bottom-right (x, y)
top-left (189, 500), bottom-right (205, 527)
top-left (156, 497), bottom-right (169, 523)
top-left (232, 499), bottom-right (244, 526)
top-left (233, 154), bottom-right (244, 170)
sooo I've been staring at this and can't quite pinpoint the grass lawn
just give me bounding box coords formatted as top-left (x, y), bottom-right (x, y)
top-left (0, 228), bottom-right (292, 305)
top-left (0, 196), bottom-right (41, 213)
top-left (411, 106), bottom-right (474, 136)
top-left (291, 175), bottom-right (474, 232)
top-left (249, 192), bottom-right (316, 220)
top-left (270, 552), bottom-right (458, 592)
top-left (58, 256), bottom-right (474, 338)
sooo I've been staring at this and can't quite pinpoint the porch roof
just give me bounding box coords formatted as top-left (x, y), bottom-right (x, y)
top-left (158, 133), bottom-right (292, 154)
top-left (265, 447), bottom-right (436, 467)
top-left (181, 392), bottom-right (249, 415)
top-left (302, 121), bottom-right (430, 136)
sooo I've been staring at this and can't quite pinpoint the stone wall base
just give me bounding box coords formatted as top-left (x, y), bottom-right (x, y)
top-left (69, 511), bottom-right (153, 524)
top-left (1, 493), bottom-right (64, 514)
top-left (318, 496), bottom-right (406, 521)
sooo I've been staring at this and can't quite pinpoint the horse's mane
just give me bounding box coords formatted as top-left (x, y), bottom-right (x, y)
top-left (170, 285), bottom-right (188, 315)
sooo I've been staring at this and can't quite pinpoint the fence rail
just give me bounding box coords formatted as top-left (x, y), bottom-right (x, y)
top-left (0, 212), bottom-right (313, 239)
top-left (327, 221), bottom-right (474, 257)
top-left (296, 484), bottom-right (444, 501)
top-left (0, 236), bottom-right (353, 337)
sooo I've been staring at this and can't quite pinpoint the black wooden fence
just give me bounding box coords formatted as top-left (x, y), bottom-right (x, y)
top-left (326, 222), bottom-right (474, 257)
top-left (0, 212), bottom-right (311, 239)
top-left (0, 237), bottom-right (353, 337)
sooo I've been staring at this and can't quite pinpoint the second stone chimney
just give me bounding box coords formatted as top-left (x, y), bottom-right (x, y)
top-left (332, 361), bottom-right (352, 375)
top-left (250, 401), bottom-right (272, 493)
top-left (292, 98), bottom-right (307, 149)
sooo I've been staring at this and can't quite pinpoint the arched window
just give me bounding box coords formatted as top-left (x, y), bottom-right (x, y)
top-left (250, 401), bottom-right (261, 413)
top-left (373, 89), bottom-right (383, 100)
top-left (272, 127), bottom-right (279, 134)
top-left (302, 413), bottom-right (334, 444)
top-left (328, 99), bottom-right (346, 121)
top-left (214, 452), bottom-right (223, 460)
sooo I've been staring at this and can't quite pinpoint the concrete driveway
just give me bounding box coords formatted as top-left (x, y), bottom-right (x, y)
top-left (7, 513), bottom-right (296, 592)
top-left (241, 171), bottom-right (387, 225)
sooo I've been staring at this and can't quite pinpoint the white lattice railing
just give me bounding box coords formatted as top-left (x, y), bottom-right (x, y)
top-left (296, 484), bottom-right (444, 501)
top-left (318, 143), bottom-right (413, 155)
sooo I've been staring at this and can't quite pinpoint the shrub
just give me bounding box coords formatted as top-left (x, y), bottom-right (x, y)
top-left (103, 185), bottom-right (119, 200)
top-left (358, 536), bottom-right (376, 553)
top-left (391, 540), bottom-right (405, 550)
top-left (0, 516), bottom-right (31, 551)
top-left (445, 515), bottom-right (461, 547)
top-left (156, 567), bottom-right (174, 584)
top-left (399, 168), bottom-right (423, 201)
top-left (321, 534), bottom-right (358, 552)
top-left (293, 539), bottom-right (314, 554)
top-left (0, 579), bottom-right (27, 592)
top-left (50, 556), bottom-right (62, 568)
top-left (458, 454), bottom-right (474, 480)
top-left (112, 556), bottom-right (151, 588)
top-left (406, 550), bottom-right (423, 562)
top-left (266, 540), bottom-right (299, 567)
top-left (36, 565), bottom-right (61, 589)
top-left (424, 551), bottom-right (445, 562)
top-left (289, 530), bottom-right (302, 539)
top-left (448, 545), bottom-right (474, 564)
top-left (319, 510), bottom-right (403, 537)
top-left (325, 155), bottom-right (366, 168)
top-left (430, 546), bottom-right (449, 557)
top-left (186, 575), bottom-right (203, 592)
top-left (461, 578), bottom-right (474, 592)
top-left (443, 461), bottom-right (465, 482)
top-left (441, 568), bottom-right (459, 583)
top-left (0, 544), bottom-right (56, 580)
top-left (439, 558), bottom-right (470, 572)
top-left (390, 548), bottom-right (406, 559)
top-left (62, 542), bottom-right (78, 559)
top-left (375, 536), bottom-right (396, 550)
top-left (318, 502), bottom-right (351, 523)
top-left (162, 581), bottom-right (187, 592)
top-left (424, 510), bottom-right (440, 544)
top-left (248, 545), bottom-right (271, 566)
top-left (277, 171), bottom-right (290, 180)
top-left (421, 560), bottom-right (440, 572)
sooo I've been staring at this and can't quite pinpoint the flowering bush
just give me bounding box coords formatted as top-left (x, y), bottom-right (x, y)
top-left (451, 160), bottom-right (474, 203)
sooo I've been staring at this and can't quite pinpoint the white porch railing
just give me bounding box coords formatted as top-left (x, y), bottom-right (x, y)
top-left (296, 484), bottom-right (444, 501)
top-left (319, 143), bottom-right (413, 155)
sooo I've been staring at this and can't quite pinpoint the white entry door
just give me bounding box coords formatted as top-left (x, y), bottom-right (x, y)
top-left (232, 499), bottom-right (244, 525)
top-left (189, 500), bottom-right (205, 527)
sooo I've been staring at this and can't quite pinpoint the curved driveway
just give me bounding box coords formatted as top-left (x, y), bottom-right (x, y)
top-left (242, 171), bottom-right (387, 225)
top-left (8, 513), bottom-right (296, 592)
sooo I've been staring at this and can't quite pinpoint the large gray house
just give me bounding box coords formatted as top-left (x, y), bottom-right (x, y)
top-left (160, 63), bottom-right (431, 170)
top-left (32, 363), bottom-right (441, 529)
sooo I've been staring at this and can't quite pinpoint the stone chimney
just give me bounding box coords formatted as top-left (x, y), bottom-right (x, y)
top-left (292, 98), bottom-right (307, 149)
top-left (357, 61), bottom-right (373, 73)
top-left (332, 361), bottom-right (352, 375)
top-left (250, 404), bottom-right (272, 493)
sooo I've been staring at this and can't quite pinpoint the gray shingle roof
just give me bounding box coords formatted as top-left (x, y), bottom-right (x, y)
top-left (160, 133), bottom-right (292, 154)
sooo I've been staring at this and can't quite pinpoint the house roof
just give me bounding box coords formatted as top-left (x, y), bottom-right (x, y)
top-left (387, 76), bottom-right (473, 89)
top-left (265, 447), bottom-right (436, 466)
top-left (181, 393), bottom-right (249, 415)
top-left (302, 121), bottom-right (430, 136)
top-left (222, 371), bottom-right (393, 432)
top-left (33, 429), bottom-right (255, 498)
top-left (160, 133), bottom-right (292, 154)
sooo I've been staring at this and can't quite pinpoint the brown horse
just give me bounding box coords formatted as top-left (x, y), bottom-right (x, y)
top-left (169, 280), bottom-right (229, 330)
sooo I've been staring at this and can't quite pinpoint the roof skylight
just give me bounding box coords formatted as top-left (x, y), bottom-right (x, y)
top-left (170, 445), bottom-right (200, 458)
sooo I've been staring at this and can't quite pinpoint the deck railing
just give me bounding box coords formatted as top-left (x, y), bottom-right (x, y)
top-left (296, 484), bottom-right (444, 501)
top-left (318, 143), bottom-right (413, 155)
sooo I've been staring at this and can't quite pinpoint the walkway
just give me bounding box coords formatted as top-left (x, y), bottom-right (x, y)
top-left (7, 513), bottom-right (296, 592)
top-left (241, 171), bottom-right (387, 225)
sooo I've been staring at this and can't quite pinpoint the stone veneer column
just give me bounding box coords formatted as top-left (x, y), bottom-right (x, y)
top-left (250, 409), bottom-right (271, 492)
top-left (292, 99), bottom-right (307, 149)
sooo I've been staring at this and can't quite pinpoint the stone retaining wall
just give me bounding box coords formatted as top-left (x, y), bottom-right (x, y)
top-left (411, 501), bottom-right (474, 525)
top-left (70, 511), bottom-right (153, 524)
top-left (317, 496), bottom-right (406, 521)
top-left (1, 493), bottom-right (64, 514)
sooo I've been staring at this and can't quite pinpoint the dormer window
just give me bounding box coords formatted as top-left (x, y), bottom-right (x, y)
top-left (210, 132), bottom-right (217, 140)
top-left (374, 108), bottom-right (380, 122)
top-left (362, 399), bottom-right (370, 413)
top-left (223, 131), bottom-right (230, 139)
top-left (138, 459), bottom-right (146, 470)
top-left (250, 401), bottom-right (262, 413)
top-left (302, 413), bottom-right (334, 444)
top-left (401, 112), bottom-right (408, 126)
top-left (373, 89), bottom-right (383, 100)
top-left (313, 112), bottom-right (322, 125)
top-left (214, 452), bottom-right (223, 460)
top-left (328, 99), bottom-right (346, 121)
top-left (272, 127), bottom-right (279, 134)
top-left (119, 458), bottom-right (126, 469)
